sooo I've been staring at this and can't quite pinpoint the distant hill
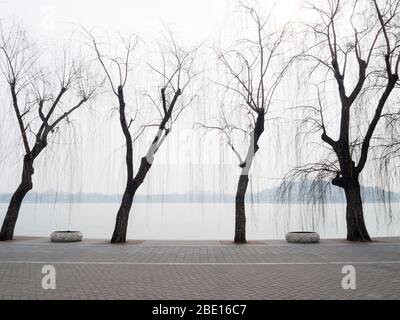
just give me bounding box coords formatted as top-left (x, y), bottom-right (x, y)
top-left (0, 191), bottom-right (234, 204)
top-left (254, 180), bottom-right (400, 203)
top-left (0, 180), bottom-right (399, 204)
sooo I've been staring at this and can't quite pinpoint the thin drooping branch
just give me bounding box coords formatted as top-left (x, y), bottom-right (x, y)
top-left (196, 121), bottom-right (246, 165)
top-left (356, 0), bottom-right (400, 173)
top-left (199, 3), bottom-right (289, 243)
top-left (87, 29), bottom-right (199, 243)
top-left (286, 0), bottom-right (400, 242)
top-left (1, 25), bottom-right (98, 161)
top-left (145, 35), bottom-right (200, 163)
top-left (0, 23), bottom-right (99, 241)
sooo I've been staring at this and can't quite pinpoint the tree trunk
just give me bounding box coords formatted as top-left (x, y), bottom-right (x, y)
top-left (111, 157), bottom-right (152, 244)
top-left (111, 186), bottom-right (135, 244)
top-left (235, 175), bottom-right (249, 244)
top-left (233, 111), bottom-right (265, 244)
top-left (111, 86), bottom-right (136, 244)
top-left (343, 178), bottom-right (371, 242)
top-left (0, 156), bottom-right (34, 241)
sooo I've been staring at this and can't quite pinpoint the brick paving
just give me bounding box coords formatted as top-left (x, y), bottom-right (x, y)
top-left (0, 237), bottom-right (400, 300)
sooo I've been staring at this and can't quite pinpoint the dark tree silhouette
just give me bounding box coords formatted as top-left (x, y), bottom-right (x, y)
top-left (286, 0), bottom-right (400, 242)
top-left (199, 4), bottom-right (289, 243)
top-left (0, 24), bottom-right (98, 241)
top-left (86, 31), bottom-right (199, 243)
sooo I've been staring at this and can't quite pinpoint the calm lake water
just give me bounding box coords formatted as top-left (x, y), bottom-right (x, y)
top-left (0, 202), bottom-right (399, 240)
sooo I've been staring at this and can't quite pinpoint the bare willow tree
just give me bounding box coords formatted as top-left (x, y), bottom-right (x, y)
top-left (86, 30), bottom-right (199, 243)
top-left (0, 24), bottom-right (98, 241)
top-left (199, 4), bottom-right (289, 243)
top-left (287, 0), bottom-right (400, 242)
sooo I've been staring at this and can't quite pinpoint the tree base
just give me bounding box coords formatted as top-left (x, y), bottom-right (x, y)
top-left (234, 238), bottom-right (247, 244)
top-left (347, 234), bottom-right (372, 242)
top-left (111, 235), bottom-right (127, 244)
top-left (0, 233), bottom-right (12, 241)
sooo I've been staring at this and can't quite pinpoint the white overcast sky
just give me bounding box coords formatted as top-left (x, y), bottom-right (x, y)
top-left (0, 0), bottom-right (304, 44)
top-left (0, 0), bottom-right (307, 195)
top-left (0, 0), bottom-right (393, 196)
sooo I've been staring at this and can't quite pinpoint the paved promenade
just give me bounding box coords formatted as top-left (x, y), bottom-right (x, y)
top-left (0, 237), bottom-right (400, 300)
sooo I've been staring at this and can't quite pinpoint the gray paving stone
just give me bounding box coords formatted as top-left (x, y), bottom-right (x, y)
top-left (0, 238), bottom-right (400, 299)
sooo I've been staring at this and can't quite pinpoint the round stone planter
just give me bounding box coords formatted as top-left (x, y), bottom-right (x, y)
top-left (50, 231), bottom-right (83, 243)
top-left (286, 232), bottom-right (320, 244)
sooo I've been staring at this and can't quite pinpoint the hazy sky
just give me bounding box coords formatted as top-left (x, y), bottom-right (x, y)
top-left (0, 0), bottom-right (395, 197)
top-left (0, 0), bottom-right (303, 194)
top-left (0, 0), bottom-right (301, 39)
